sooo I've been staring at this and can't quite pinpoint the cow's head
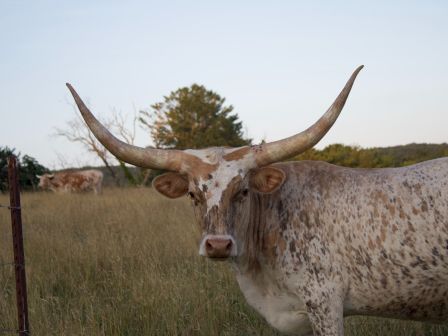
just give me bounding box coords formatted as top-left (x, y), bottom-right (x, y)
top-left (66, 66), bottom-right (363, 261)
top-left (151, 147), bottom-right (287, 259)
top-left (37, 173), bottom-right (55, 190)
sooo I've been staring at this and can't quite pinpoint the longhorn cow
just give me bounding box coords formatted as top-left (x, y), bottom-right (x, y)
top-left (66, 66), bottom-right (448, 336)
top-left (37, 170), bottom-right (103, 194)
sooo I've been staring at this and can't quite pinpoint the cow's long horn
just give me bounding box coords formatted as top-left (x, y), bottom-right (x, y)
top-left (66, 83), bottom-right (189, 171)
top-left (253, 65), bottom-right (364, 166)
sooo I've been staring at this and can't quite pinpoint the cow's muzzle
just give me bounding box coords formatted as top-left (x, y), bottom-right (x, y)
top-left (199, 234), bottom-right (237, 259)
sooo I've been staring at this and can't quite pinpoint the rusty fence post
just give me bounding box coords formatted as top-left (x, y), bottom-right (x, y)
top-left (7, 156), bottom-right (30, 335)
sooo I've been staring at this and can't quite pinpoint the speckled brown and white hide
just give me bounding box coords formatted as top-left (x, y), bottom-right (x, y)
top-left (66, 65), bottom-right (447, 335)
top-left (38, 169), bottom-right (103, 194)
top-left (159, 151), bottom-right (448, 336)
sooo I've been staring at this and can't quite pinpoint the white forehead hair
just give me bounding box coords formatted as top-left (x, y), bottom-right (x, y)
top-left (184, 147), bottom-right (257, 212)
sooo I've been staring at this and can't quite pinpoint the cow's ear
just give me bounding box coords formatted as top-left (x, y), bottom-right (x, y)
top-left (152, 172), bottom-right (189, 199)
top-left (250, 166), bottom-right (286, 193)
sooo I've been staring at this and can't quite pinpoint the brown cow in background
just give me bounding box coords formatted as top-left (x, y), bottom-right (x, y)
top-left (37, 169), bottom-right (103, 194)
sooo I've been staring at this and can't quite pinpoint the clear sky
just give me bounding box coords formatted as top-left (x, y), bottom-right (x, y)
top-left (1, 1), bottom-right (447, 169)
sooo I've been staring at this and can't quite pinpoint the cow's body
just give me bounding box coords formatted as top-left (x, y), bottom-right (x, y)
top-left (229, 158), bottom-right (448, 335)
top-left (38, 169), bottom-right (103, 194)
top-left (67, 66), bottom-right (448, 335)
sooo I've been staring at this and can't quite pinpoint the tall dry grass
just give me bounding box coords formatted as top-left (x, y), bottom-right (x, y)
top-left (0, 188), bottom-right (447, 335)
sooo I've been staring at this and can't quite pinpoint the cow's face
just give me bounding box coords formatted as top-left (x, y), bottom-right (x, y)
top-left (152, 147), bottom-right (286, 260)
top-left (37, 174), bottom-right (54, 189)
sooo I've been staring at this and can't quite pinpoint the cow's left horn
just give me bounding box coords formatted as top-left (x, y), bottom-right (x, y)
top-left (66, 84), bottom-right (192, 171)
top-left (253, 65), bottom-right (363, 166)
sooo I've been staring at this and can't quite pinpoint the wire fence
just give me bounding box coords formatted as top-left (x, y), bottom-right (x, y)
top-left (0, 205), bottom-right (21, 210)
top-left (0, 156), bottom-right (30, 335)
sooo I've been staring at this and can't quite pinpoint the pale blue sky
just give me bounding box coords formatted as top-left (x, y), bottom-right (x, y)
top-left (1, 1), bottom-right (447, 169)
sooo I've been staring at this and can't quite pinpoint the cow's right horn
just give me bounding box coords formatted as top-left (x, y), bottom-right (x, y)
top-left (253, 65), bottom-right (363, 166)
top-left (66, 84), bottom-right (190, 171)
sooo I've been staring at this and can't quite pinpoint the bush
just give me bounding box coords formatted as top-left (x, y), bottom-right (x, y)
top-left (0, 147), bottom-right (49, 193)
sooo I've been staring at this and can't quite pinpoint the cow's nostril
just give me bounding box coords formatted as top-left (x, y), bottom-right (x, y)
top-left (225, 241), bottom-right (232, 251)
top-left (206, 240), bottom-right (213, 250)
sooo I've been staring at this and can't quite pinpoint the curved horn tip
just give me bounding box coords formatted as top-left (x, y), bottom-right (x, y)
top-left (66, 83), bottom-right (75, 91)
top-left (355, 65), bottom-right (364, 73)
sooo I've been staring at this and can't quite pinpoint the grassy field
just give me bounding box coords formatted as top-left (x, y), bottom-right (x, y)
top-left (0, 188), bottom-right (447, 335)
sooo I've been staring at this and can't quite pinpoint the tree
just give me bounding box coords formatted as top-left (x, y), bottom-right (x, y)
top-left (140, 84), bottom-right (251, 149)
top-left (55, 110), bottom-right (120, 185)
top-left (0, 147), bottom-right (48, 192)
top-left (55, 102), bottom-right (147, 186)
top-left (0, 147), bottom-right (14, 192)
top-left (20, 155), bottom-right (49, 189)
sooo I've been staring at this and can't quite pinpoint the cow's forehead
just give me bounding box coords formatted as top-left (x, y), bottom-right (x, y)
top-left (183, 147), bottom-right (257, 211)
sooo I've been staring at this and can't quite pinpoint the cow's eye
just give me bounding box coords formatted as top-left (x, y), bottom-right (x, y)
top-left (233, 188), bottom-right (249, 201)
top-left (188, 192), bottom-right (201, 206)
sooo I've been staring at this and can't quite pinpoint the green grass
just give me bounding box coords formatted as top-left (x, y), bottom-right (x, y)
top-left (0, 188), bottom-right (447, 335)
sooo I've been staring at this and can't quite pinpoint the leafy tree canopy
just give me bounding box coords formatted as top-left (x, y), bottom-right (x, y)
top-left (0, 147), bottom-right (49, 192)
top-left (293, 143), bottom-right (448, 168)
top-left (140, 84), bottom-right (251, 149)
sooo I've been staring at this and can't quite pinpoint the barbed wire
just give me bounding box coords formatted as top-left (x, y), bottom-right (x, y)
top-left (0, 205), bottom-right (21, 210)
top-left (0, 263), bottom-right (24, 269)
top-left (0, 329), bottom-right (30, 335)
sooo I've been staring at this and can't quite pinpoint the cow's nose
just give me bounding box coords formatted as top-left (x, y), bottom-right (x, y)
top-left (205, 238), bottom-right (233, 258)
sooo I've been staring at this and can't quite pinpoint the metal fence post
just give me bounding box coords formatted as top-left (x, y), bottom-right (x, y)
top-left (7, 156), bottom-right (30, 335)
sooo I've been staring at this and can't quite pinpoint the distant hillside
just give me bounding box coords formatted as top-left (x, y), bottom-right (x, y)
top-left (370, 143), bottom-right (448, 167)
top-left (293, 143), bottom-right (448, 168)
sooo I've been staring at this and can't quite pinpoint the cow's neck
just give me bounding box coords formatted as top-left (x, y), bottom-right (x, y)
top-left (232, 191), bottom-right (283, 274)
top-left (230, 202), bottom-right (312, 336)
